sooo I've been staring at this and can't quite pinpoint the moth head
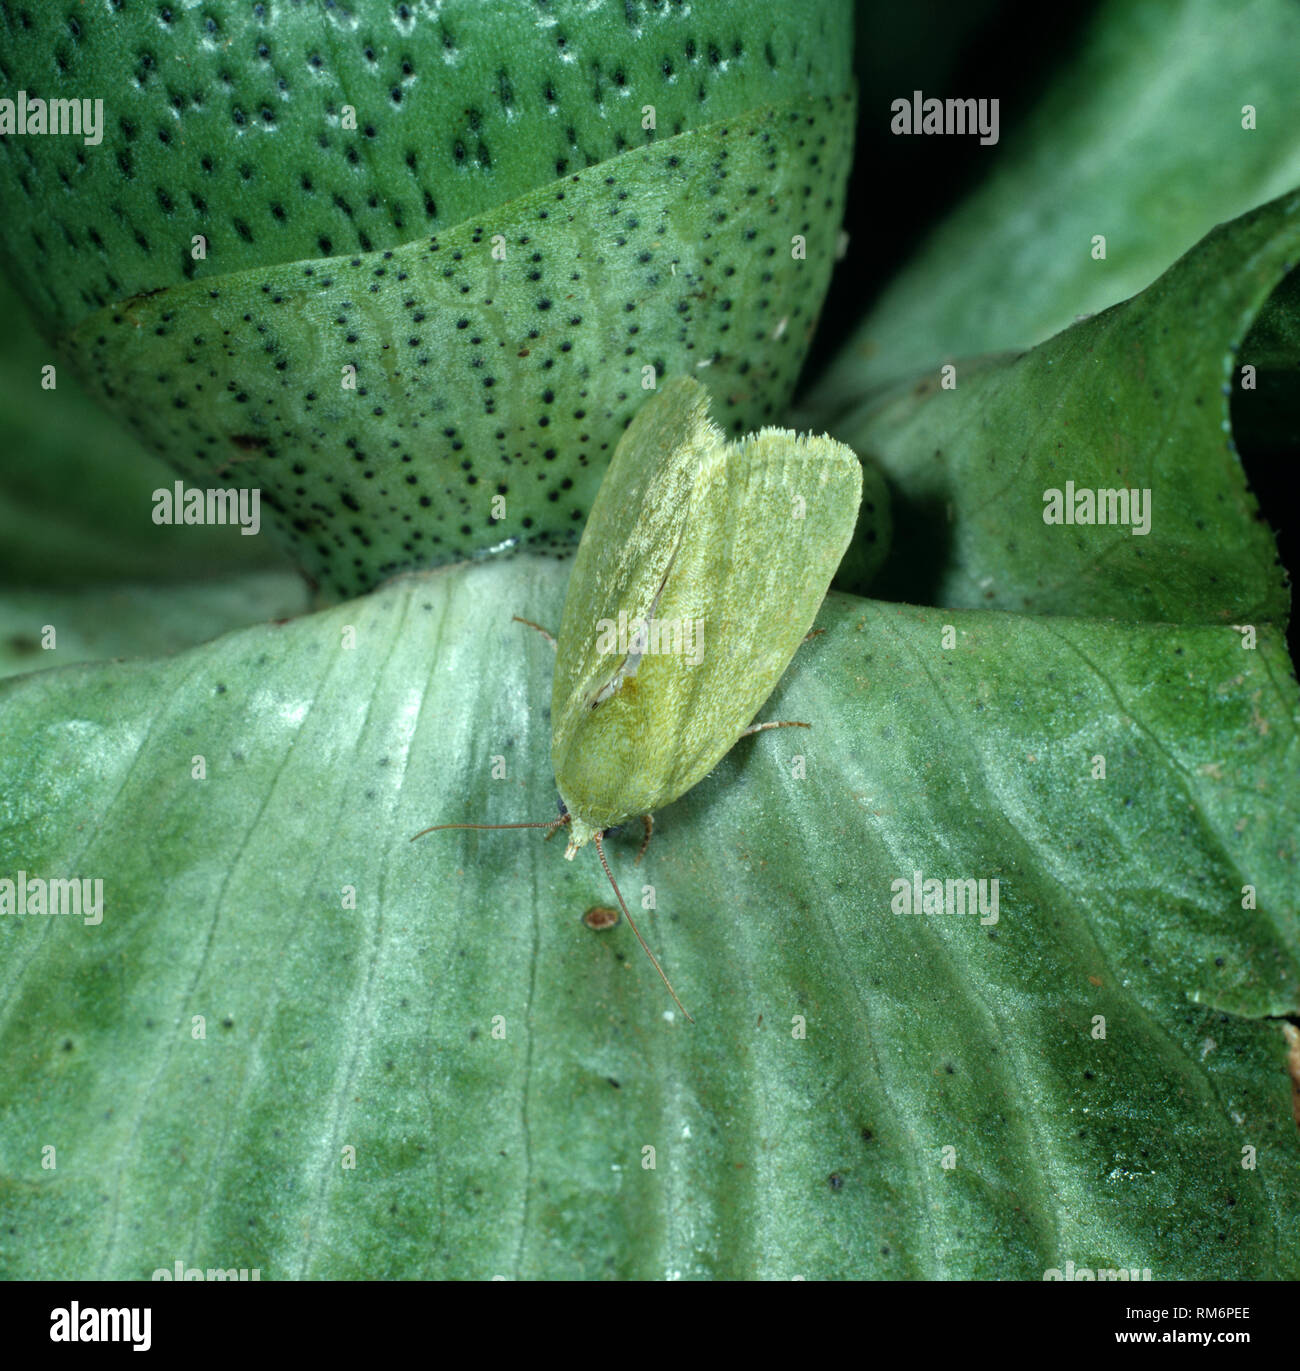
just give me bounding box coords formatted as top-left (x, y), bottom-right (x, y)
top-left (564, 813), bottom-right (601, 858)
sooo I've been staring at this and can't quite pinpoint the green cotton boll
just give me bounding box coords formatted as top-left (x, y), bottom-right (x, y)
top-left (0, 0), bottom-right (857, 596)
top-left (0, 0), bottom-right (855, 333)
top-left (62, 95), bottom-right (856, 596)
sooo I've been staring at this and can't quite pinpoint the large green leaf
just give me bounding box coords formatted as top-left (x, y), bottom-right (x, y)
top-left (0, 558), bottom-right (1296, 1280)
top-left (810, 0), bottom-right (1300, 409)
top-left (827, 189), bottom-right (1298, 623)
top-left (0, 572), bottom-right (310, 682)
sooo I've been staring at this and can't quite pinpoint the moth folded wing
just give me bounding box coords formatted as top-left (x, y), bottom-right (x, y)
top-left (550, 379), bottom-right (724, 833)
top-left (551, 376), bottom-right (717, 723)
top-left (548, 386), bottom-right (862, 837)
top-left (631, 428), bottom-right (863, 809)
top-left (552, 665), bottom-right (682, 840)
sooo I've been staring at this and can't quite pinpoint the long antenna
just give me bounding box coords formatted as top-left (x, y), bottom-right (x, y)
top-left (410, 817), bottom-right (568, 842)
top-left (592, 830), bottom-right (694, 1024)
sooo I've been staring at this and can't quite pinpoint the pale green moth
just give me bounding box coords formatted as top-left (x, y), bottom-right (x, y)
top-left (414, 377), bottom-right (862, 1021)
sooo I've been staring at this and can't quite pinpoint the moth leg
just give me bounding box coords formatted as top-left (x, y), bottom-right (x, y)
top-left (739, 720), bottom-right (812, 736)
top-left (512, 615), bottom-right (557, 651)
top-left (634, 814), bottom-right (654, 866)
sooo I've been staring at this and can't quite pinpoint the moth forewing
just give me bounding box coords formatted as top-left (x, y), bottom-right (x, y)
top-left (551, 377), bottom-right (717, 738)
top-left (630, 427), bottom-right (863, 803)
